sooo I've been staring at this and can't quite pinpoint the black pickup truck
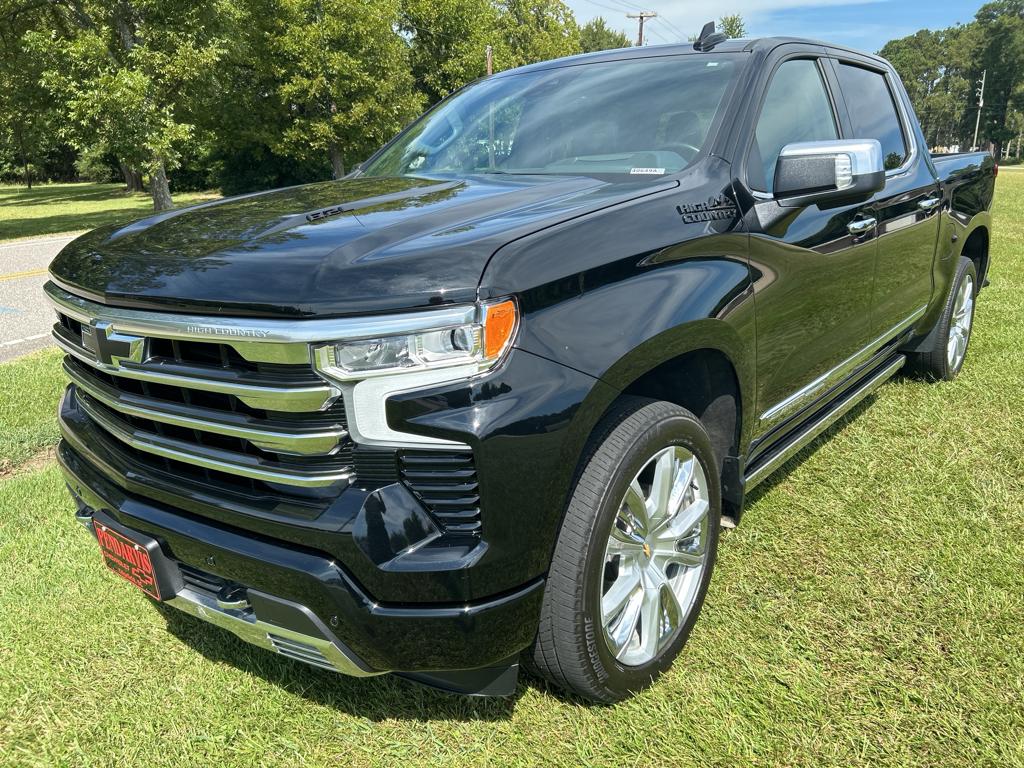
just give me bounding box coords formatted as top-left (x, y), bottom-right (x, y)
top-left (46, 32), bottom-right (996, 703)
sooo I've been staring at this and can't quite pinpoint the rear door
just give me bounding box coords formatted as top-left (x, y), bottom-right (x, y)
top-left (739, 52), bottom-right (879, 438)
top-left (829, 56), bottom-right (940, 337)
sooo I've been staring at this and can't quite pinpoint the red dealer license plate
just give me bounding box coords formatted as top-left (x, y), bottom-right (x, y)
top-left (94, 521), bottom-right (164, 600)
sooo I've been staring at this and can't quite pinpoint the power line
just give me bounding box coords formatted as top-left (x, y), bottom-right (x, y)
top-left (647, 26), bottom-right (671, 44)
top-left (657, 16), bottom-right (689, 41)
top-left (647, 17), bottom-right (684, 43)
top-left (579, 0), bottom-right (638, 17)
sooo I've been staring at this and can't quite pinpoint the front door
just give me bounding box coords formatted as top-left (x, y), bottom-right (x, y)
top-left (739, 55), bottom-right (879, 439)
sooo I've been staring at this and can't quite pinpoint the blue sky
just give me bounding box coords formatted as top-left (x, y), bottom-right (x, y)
top-left (564, 0), bottom-right (983, 53)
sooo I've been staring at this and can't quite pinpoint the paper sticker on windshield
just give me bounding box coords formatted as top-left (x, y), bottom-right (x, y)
top-left (630, 167), bottom-right (666, 175)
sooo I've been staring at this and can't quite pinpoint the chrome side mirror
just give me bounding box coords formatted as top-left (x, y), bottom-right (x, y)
top-left (774, 139), bottom-right (884, 205)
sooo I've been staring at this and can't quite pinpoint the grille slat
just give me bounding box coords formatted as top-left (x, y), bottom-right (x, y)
top-left (51, 301), bottom-right (355, 493)
top-left (400, 450), bottom-right (482, 535)
top-left (76, 391), bottom-right (352, 489)
top-left (52, 322), bottom-right (337, 413)
top-left (63, 357), bottom-right (348, 458)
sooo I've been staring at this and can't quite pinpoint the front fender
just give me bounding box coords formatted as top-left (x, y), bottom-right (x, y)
top-left (504, 235), bottom-right (756, 447)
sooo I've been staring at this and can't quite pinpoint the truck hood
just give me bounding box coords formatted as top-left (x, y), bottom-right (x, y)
top-left (48, 174), bottom-right (671, 317)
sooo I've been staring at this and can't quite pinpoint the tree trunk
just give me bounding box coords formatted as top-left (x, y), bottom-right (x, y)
top-left (329, 145), bottom-right (345, 180)
top-left (150, 162), bottom-right (173, 211)
top-left (24, 161), bottom-right (32, 189)
top-left (120, 163), bottom-right (144, 192)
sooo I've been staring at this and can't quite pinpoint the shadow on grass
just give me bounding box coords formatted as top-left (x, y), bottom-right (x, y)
top-left (0, 187), bottom-right (141, 207)
top-left (743, 356), bottom-right (937, 509)
top-left (741, 395), bottom-right (875, 510)
top-left (154, 602), bottom-right (543, 720)
top-left (0, 209), bottom-right (147, 242)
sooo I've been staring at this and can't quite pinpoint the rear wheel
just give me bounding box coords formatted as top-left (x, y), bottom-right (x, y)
top-left (909, 256), bottom-right (977, 381)
top-left (528, 398), bottom-right (720, 703)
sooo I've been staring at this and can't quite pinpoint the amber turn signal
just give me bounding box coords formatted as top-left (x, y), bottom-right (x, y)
top-left (483, 300), bottom-right (517, 360)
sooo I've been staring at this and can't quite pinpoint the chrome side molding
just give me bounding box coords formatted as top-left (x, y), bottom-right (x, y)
top-left (745, 356), bottom-right (905, 489)
top-left (760, 306), bottom-right (926, 428)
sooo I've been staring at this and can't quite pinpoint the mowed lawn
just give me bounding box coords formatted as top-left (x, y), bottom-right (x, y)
top-left (1, 176), bottom-right (1022, 768)
top-left (0, 183), bottom-right (219, 243)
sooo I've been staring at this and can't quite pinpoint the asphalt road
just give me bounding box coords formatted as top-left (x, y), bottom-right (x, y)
top-left (0, 234), bottom-right (78, 363)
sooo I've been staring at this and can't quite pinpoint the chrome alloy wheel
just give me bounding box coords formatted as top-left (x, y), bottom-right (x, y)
top-left (947, 273), bottom-right (975, 370)
top-left (600, 445), bottom-right (710, 666)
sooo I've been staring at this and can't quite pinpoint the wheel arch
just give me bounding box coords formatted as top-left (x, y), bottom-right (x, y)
top-left (570, 323), bottom-right (754, 521)
top-left (960, 225), bottom-right (989, 286)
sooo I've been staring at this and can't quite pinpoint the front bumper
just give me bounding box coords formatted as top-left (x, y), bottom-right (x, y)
top-left (59, 439), bottom-right (544, 684)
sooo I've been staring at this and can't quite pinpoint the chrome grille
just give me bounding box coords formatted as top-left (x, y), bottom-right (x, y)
top-left (47, 283), bottom-right (354, 491)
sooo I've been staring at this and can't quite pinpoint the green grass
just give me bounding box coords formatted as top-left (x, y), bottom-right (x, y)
top-left (0, 183), bottom-right (220, 243)
top-left (1, 177), bottom-right (1023, 767)
top-left (0, 348), bottom-right (66, 473)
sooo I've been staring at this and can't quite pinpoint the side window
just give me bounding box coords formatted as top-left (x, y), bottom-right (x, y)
top-left (750, 59), bottom-right (838, 192)
top-left (835, 63), bottom-right (908, 170)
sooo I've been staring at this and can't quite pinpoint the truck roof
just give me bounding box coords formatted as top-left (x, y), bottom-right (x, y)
top-left (493, 36), bottom-right (889, 79)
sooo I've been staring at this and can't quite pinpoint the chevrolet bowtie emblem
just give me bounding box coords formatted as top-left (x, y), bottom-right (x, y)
top-left (81, 321), bottom-right (145, 367)
top-left (642, 542), bottom-right (652, 558)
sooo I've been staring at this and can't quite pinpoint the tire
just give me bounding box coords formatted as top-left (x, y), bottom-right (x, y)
top-left (908, 256), bottom-right (978, 381)
top-left (528, 397), bottom-right (721, 703)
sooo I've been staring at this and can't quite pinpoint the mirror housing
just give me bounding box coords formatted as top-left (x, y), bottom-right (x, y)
top-left (773, 139), bottom-right (884, 205)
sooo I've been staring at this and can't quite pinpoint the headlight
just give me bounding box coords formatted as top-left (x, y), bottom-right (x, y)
top-left (311, 299), bottom-right (518, 448)
top-left (313, 299), bottom-right (517, 381)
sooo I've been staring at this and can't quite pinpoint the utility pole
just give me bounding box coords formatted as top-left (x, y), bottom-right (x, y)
top-left (972, 69), bottom-right (986, 151)
top-left (627, 11), bottom-right (657, 46)
top-left (485, 45), bottom-right (493, 76)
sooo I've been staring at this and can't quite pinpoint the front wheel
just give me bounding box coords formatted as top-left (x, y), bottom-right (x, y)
top-left (528, 398), bottom-right (720, 703)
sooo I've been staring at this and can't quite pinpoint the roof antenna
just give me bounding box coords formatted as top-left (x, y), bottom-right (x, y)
top-left (693, 20), bottom-right (727, 51)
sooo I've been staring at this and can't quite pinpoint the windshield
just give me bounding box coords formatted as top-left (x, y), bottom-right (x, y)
top-left (362, 54), bottom-right (741, 180)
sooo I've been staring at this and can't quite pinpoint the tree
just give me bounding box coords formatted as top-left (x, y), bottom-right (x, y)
top-left (271, 0), bottom-right (424, 180)
top-left (882, 3), bottom-right (1024, 154)
top-left (27, 0), bottom-right (236, 210)
top-left (971, 1), bottom-right (1024, 155)
top-left (400, 0), bottom-right (581, 106)
top-left (580, 17), bottom-right (630, 53)
top-left (0, 1), bottom-right (56, 188)
top-left (718, 14), bottom-right (746, 39)
top-left (400, 0), bottom-right (501, 104)
top-left (494, 0), bottom-right (580, 70)
top-left (880, 28), bottom-right (967, 147)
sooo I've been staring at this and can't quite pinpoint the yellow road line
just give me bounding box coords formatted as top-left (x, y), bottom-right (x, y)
top-left (0, 267), bottom-right (48, 283)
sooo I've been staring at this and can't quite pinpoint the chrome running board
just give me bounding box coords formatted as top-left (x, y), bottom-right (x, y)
top-left (744, 356), bottom-right (905, 490)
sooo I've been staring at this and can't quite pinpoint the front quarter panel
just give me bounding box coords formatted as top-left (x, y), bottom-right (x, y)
top-left (481, 159), bottom-right (756, 444)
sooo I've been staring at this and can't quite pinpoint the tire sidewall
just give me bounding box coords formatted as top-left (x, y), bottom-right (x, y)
top-left (943, 257), bottom-right (978, 379)
top-left (578, 407), bottom-right (721, 698)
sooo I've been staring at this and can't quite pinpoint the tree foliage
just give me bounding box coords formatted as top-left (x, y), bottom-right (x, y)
top-left (0, 1), bottom-right (63, 187)
top-left (23, 0), bottom-right (238, 209)
top-left (579, 17), bottom-right (630, 53)
top-left (0, 0), bottom-right (582, 207)
top-left (882, 1), bottom-right (1024, 154)
top-left (271, 0), bottom-right (423, 179)
top-left (717, 14), bottom-right (745, 39)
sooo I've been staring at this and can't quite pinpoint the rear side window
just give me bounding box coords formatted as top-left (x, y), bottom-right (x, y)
top-left (835, 63), bottom-right (908, 170)
top-left (750, 59), bottom-right (838, 192)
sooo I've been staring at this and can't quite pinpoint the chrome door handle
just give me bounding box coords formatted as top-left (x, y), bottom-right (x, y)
top-left (847, 217), bottom-right (877, 235)
top-left (918, 197), bottom-right (941, 211)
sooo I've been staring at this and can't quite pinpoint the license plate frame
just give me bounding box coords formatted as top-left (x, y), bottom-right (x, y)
top-left (92, 512), bottom-right (174, 600)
